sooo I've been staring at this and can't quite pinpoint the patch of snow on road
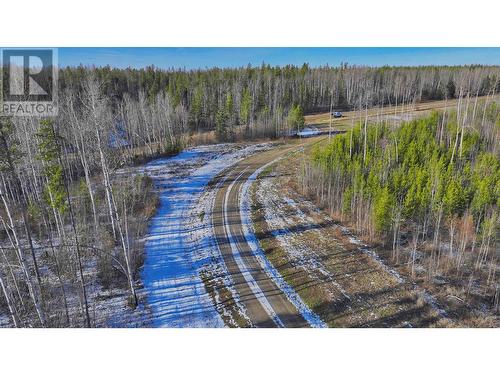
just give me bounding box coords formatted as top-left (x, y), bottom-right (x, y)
top-left (240, 159), bottom-right (327, 328)
top-left (140, 143), bottom-right (271, 327)
top-left (189, 173), bottom-right (252, 326)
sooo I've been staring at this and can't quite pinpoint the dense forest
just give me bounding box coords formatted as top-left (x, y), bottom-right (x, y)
top-left (302, 97), bottom-right (500, 318)
top-left (59, 64), bottom-right (500, 141)
top-left (0, 63), bottom-right (499, 326)
top-left (0, 73), bottom-right (160, 327)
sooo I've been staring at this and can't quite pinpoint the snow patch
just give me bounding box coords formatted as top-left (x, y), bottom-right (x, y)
top-left (0, 313), bottom-right (10, 328)
top-left (140, 143), bottom-right (272, 327)
top-left (297, 127), bottom-right (321, 137)
top-left (240, 159), bottom-right (327, 328)
top-left (257, 177), bottom-right (351, 301)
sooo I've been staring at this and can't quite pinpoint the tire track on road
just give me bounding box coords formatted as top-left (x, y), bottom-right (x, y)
top-left (212, 147), bottom-right (313, 327)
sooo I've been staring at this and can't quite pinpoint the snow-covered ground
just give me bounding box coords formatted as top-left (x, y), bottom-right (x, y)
top-left (297, 127), bottom-right (321, 137)
top-left (138, 143), bottom-right (272, 327)
top-left (340, 228), bottom-right (405, 284)
top-left (256, 172), bottom-right (408, 295)
top-left (0, 312), bottom-right (9, 328)
top-left (0, 235), bottom-right (148, 328)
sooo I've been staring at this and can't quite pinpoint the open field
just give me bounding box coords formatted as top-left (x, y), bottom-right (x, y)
top-left (305, 94), bottom-right (500, 131)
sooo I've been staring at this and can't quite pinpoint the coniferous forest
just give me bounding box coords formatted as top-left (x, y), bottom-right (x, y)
top-left (303, 102), bottom-right (499, 320)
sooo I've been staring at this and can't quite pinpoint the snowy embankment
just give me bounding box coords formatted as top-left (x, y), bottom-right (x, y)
top-left (138, 143), bottom-right (271, 327)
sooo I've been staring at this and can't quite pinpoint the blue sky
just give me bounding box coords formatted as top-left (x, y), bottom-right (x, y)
top-left (58, 48), bottom-right (500, 70)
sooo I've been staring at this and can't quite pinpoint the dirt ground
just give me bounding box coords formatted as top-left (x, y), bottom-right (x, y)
top-left (251, 154), bottom-right (452, 327)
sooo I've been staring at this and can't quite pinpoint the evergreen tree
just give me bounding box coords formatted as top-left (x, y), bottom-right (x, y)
top-left (215, 105), bottom-right (227, 141)
top-left (287, 104), bottom-right (305, 131)
top-left (36, 119), bottom-right (91, 327)
top-left (240, 88), bottom-right (252, 127)
top-left (374, 186), bottom-right (394, 233)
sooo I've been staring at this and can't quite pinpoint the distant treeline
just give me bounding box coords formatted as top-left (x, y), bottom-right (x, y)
top-left (58, 64), bottom-right (500, 139)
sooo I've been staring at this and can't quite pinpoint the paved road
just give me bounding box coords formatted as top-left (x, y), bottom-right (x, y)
top-left (212, 145), bottom-right (312, 327)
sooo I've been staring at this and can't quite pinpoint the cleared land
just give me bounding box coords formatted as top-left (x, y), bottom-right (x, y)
top-left (305, 95), bottom-right (500, 131)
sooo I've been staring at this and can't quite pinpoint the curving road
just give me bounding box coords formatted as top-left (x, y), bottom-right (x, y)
top-left (211, 145), bottom-right (312, 327)
top-left (206, 97), bottom-right (471, 328)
